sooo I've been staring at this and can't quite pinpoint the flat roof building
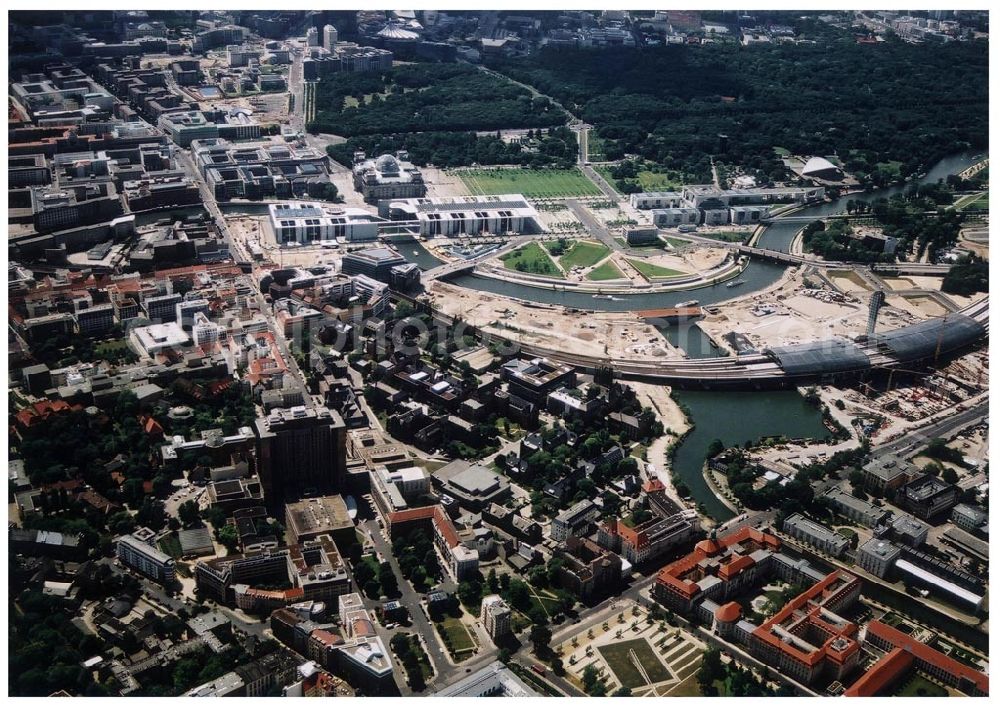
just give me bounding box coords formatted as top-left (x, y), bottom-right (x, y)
top-left (894, 474), bottom-right (959, 520)
top-left (268, 202), bottom-right (381, 244)
top-left (783, 513), bottom-right (849, 557)
top-left (285, 495), bottom-right (354, 545)
top-left (340, 246), bottom-right (407, 283)
top-left (116, 532), bottom-right (175, 584)
top-left (381, 194), bottom-right (542, 237)
top-left (433, 661), bottom-right (539, 697)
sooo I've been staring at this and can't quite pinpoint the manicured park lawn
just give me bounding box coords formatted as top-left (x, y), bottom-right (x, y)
top-left (598, 639), bottom-right (672, 689)
top-left (627, 259), bottom-right (686, 279)
top-left (587, 261), bottom-right (626, 281)
top-left (501, 242), bottom-right (562, 276)
top-left (458, 168), bottom-right (601, 198)
top-left (436, 617), bottom-right (476, 656)
top-left (559, 240), bottom-right (610, 270)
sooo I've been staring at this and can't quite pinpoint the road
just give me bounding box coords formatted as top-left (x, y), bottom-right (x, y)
top-left (360, 519), bottom-right (456, 690)
top-left (873, 397), bottom-right (989, 459)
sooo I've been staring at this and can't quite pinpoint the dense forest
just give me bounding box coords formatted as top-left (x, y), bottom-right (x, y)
top-left (485, 23), bottom-right (987, 187)
top-left (942, 258), bottom-right (989, 296)
top-left (325, 126), bottom-right (578, 169)
top-left (309, 62), bottom-right (566, 136)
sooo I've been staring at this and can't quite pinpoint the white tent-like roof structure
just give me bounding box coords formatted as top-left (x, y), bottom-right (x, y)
top-left (801, 156), bottom-right (842, 177)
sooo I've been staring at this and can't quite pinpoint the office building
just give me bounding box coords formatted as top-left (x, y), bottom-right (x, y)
top-left (550, 499), bottom-right (600, 542)
top-left (380, 194), bottom-right (542, 236)
top-left (145, 292), bottom-right (183, 323)
top-left (254, 406), bottom-right (347, 500)
top-left (433, 661), bottom-right (539, 697)
top-left (306, 27), bottom-right (320, 47)
top-left (894, 475), bottom-right (959, 520)
top-left (782, 513), bottom-right (849, 557)
top-left (267, 202), bottom-right (381, 244)
top-left (480, 595), bottom-right (512, 643)
top-left (340, 247), bottom-right (407, 283)
top-left (323, 25), bottom-right (338, 52)
top-left (76, 303), bottom-right (115, 336)
top-left (821, 487), bottom-right (890, 528)
top-left (285, 495), bottom-right (355, 546)
top-left (951, 503), bottom-right (988, 535)
top-left (176, 298), bottom-right (210, 331)
top-left (116, 532), bottom-right (176, 584)
top-left (501, 357), bottom-right (576, 404)
top-left (862, 455), bottom-right (916, 493)
top-left (856, 538), bottom-right (901, 579)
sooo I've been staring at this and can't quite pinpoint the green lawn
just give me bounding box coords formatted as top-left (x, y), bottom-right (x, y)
top-left (598, 639), bottom-right (673, 689)
top-left (893, 673), bottom-right (948, 698)
top-left (587, 133), bottom-right (607, 161)
top-left (559, 240), bottom-right (610, 270)
top-left (955, 191), bottom-right (989, 211)
top-left (408, 635), bottom-right (434, 680)
top-left (95, 338), bottom-right (130, 357)
top-left (773, 146), bottom-right (791, 157)
top-left (599, 165), bottom-right (683, 192)
top-left (501, 241), bottom-right (562, 277)
top-left (707, 230), bottom-right (752, 243)
top-left (458, 168), bottom-right (601, 198)
top-left (158, 533), bottom-right (183, 559)
top-left (636, 170), bottom-right (681, 191)
top-left (627, 259), bottom-right (686, 279)
top-left (437, 617), bottom-right (476, 657)
top-left (587, 260), bottom-right (626, 281)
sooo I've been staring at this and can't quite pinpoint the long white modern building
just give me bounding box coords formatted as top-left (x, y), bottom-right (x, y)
top-left (267, 202), bottom-right (382, 244)
top-left (380, 194), bottom-right (542, 237)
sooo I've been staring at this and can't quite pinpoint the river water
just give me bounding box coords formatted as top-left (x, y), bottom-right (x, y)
top-left (412, 150), bottom-right (983, 519)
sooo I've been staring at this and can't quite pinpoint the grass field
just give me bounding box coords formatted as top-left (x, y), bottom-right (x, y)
top-left (560, 240), bottom-right (610, 270)
top-left (587, 260), bottom-right (626, 281)
top-left (458, 168), bottom-right (601, 198)
top-left (598, 639), bottom-right (673, 689)
top-left (627, 259), bottom-right (685, 279)
top-left (437, 617), bottom-right (476, 657)
top-left (501, 241), bottom-right (562, 276)
top-left (773, 146), bottom-right (791, 157)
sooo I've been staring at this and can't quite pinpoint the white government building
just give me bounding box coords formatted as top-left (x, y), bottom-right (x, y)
top-left (267, 202), bottom-right (382, 244)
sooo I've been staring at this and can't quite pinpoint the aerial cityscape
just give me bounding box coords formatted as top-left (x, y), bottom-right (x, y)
top-left (7, 7), bottom-right (990, 699)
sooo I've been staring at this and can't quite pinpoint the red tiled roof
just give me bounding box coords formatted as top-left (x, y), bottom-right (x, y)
top-left (387, 506), bottom-right (436, 525)
top-left (310, 628), bottom-right (343, 647)
top-left (715, 601), bottom-right (741, 624)
top-left (433, 505), bottom-right (460, 549)
top-left (864, 621), bottom-right (988, 695)
top-left (843, 647), bottom-right (914, 697)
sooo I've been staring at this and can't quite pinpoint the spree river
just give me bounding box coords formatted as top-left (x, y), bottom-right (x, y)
top-left (416, 150), bottom-right (983, 520)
